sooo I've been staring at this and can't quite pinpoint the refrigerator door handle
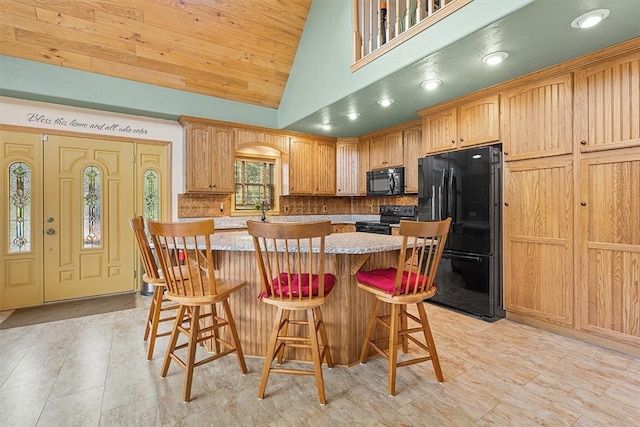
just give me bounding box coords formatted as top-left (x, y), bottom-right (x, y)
top-left (440, 169), bottom-right (447, 220)
top-left (443, 252), bottom-right (482, 262)
top-left (448, 167), bottom-right (455, 221)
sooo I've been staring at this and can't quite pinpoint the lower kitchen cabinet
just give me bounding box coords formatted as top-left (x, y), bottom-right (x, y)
top-left (578, 149), bottom-right (640, 347)
top-left (503, 156), bottom-right (574, 326)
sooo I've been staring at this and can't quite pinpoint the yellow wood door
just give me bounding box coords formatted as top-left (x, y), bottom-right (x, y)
top-left (43, 135), bottom-right (136, 301)
top-left (0, 130), bottom-right (44, 309)
top-left (578, 149), bottom-right (640, 346)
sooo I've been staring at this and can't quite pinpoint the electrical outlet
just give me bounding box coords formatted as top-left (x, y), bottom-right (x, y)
top-left (219, 202), bottom-right (224, 212)
top-left (323, 206), bottom-right (327, 212)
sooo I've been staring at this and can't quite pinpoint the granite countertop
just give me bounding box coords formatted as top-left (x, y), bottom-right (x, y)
top-left (181, 214), bottom-right (380, 230)
top-left (208, 231), bottom-right (404, 254)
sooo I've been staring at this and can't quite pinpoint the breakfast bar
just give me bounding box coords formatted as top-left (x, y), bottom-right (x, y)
top-left (208, 230), bottom-right (404, 366)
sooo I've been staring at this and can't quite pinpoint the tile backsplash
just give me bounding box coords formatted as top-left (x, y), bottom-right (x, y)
top-left (178, 193), bottom-right (418, 218)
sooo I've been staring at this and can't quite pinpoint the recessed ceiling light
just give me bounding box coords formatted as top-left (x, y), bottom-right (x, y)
top-left (378, 98), bottom-right (394, 107)
top-left (347, 112), bottom-right (359, 120)
top-left (420, 79), bottom-right (442, 90)
top-left (321, 123), bottom-right (332, 130)
top-left (482, 51), bottom-right (509, 65)
top-left (571, 9), bottom-right (610, 29)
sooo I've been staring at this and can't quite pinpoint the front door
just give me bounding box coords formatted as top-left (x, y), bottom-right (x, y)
top-left (43, 135), bottom-right (136, 301)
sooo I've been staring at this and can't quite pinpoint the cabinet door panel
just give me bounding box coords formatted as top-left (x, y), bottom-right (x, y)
top-left (579, 152), bottom-right (640, 346)
top-left (424, 107), bottom-right (457, 153)
top-left (211, 128), bottom-right (235, 192)
top-left (501, 74), bottom-right (573, 161)
top-left (315, 140), bottom-right (336, 194)
top-left (289, 138), bottom-right (314, 194)
top-left (575, 53), bottom-right (640, 152)
top-left (185, 125), bottom-right (213, 192)
top-left (336, 142), bottom-right (358, 195)
top-left (459, 95), bottom-right (500, 148)
top-left (358, 139), bottom-right (369, 195)
top-left (403, 128), bottom-right (421, 193)
top-left (503, 157), bottom-right (573, 325)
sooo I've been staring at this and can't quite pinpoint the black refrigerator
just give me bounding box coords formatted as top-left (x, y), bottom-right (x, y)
top-left (418, 145), bottom-right (504, 321)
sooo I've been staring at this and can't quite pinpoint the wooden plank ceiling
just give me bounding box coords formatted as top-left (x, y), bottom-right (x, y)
top-left (0, 0), bottom-right (312, 108)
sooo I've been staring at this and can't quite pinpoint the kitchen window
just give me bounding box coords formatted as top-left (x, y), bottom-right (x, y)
top-left (234, 156), bottom-right (276, 211)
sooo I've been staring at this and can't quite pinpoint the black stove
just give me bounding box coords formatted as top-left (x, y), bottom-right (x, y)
top-left (355, 205), bottom-right (418, 235)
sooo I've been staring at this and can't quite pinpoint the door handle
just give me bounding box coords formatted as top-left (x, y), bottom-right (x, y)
top-left (46, 228), bottom-right (55, 235)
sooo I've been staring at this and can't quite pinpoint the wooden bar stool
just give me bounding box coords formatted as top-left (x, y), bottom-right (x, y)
top-left (247, 220), bottom-right (335, 405)
top-left (147, 219), bottom-right (248, 402)
top-left (356, 218), bottom-right (451, 396)
top-left (129, 216), bottom-right (180, 360)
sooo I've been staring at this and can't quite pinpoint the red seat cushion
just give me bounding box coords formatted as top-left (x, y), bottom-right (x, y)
top-left (261, 272), bottom-right (336, 298)
top-left (356, 268), bottom-right (429, 295)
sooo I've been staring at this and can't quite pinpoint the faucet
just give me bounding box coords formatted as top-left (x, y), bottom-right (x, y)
top-left (260, 200), bottom-right (270, 222)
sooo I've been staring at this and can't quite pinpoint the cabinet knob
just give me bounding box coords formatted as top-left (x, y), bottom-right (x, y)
top-left (504, 152), bottom-right (509, 155)
top-left (459, 138), bottom-right (464, 142)
top-left (504, 202), bottom-right (509, 207)
top-left (451, 140), bottom-right (456, 144)
top-left (581, 201), bottom-right (587, 206)
top-left (580, 140), bottom-right (587, 145)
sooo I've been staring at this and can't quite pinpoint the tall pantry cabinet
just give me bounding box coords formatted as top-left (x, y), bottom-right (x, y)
top-left (574, 52), bottom-right (640, 347)
top-left (502, 43), bottom-right (640, 352)
top-left (501, 73), bottom-right (575, 326)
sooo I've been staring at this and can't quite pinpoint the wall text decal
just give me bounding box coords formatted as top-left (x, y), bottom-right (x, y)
top-left (26, 112), bottom-right (149, 135)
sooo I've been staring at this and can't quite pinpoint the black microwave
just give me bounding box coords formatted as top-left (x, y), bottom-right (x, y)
top-left (366, 167), bottom-right (404, 196)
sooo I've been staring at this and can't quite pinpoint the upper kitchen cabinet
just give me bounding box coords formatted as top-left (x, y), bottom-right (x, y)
top-left (403, 126), bottom-right (422, 193)
top-left (289, 137), bottom-right (336, 195)
top-left (501, 73), bottom-right (573, 161)
top-left (183, 122), bottom-right (235, 193)
top-left (574, 52), bottom-right (640, 153)
top-left (236, 127), bottom-right (289, 153)
top-left (369, 131), bottom-right (403, 169)
top-left (336, 139), bottom-right (359, 196)
top-left (357, 138), bottom-right (370, 195)
top-left (421, 94), bottom-right (500, 154)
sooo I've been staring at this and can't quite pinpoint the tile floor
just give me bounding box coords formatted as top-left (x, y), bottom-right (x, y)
top-left (1, 295), bottom-right (639, 426)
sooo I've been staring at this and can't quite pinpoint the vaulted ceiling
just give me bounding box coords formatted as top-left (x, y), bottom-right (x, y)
top-left (0, 0), bottom-right (312, 109)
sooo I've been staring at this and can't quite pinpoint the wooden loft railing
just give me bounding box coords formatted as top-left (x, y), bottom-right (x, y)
top-left (352, 0), bottom-right (473, 71)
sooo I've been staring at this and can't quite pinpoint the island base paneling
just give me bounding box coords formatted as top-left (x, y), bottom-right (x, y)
top-left (214, 249), bottom-right (398, 366)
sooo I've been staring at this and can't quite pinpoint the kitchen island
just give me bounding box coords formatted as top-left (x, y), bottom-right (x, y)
top-left (208, 231), bottom-right (403, 366)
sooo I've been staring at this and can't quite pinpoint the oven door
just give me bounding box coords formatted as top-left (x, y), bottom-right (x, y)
top-left (355, 223), bottom-right (391, 234)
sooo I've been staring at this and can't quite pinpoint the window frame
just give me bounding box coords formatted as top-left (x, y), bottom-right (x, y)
top-left (232, 154), bottom-right (280, 215)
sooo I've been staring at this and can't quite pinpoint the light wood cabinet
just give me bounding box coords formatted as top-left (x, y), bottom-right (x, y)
top-left (403, 127), bottom-right (422, 193)
top-left (574, 52), bottom-right (640, 153)
top-left (315, 140), bottom-right (337, 195)
top-left (289, 137), bottom-right (314, 194)
top-left (236, 128), bottom-right (289, 152)
top-left (503, 156), bottom-right (574, 326)
top-left (422, 95), bottom-right (500, 154)
top-left (501, 73), bottom-right (573, 161)
top-left (289, 137), bottom-right (336, 195)
top-left (336, 140), bottom-right (359, 195)
top-left (332, 224), bottom-right (356, 233)
top-left (369, 131), bottom-right (403, 169)
top-left (357, 138), bottom-right (370, 195)
top-left (578, 149), bottom-right (640, 347)
top-left (184, 123), bottom-right (235, 193)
